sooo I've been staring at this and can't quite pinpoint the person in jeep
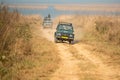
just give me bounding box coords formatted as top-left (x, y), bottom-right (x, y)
top-left (43, 14), bottom-right (53, 28)
top-left (54, 22), bottom-right (74, 44)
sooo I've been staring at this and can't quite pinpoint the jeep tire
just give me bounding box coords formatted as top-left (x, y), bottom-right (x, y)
top-left (69, 40), bottom-right (72, 44)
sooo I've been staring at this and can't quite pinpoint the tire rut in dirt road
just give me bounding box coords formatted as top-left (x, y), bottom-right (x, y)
top-left (73, 44), bottom-right (119, 80)
top-left (50, 44), bottom-right (79, 80)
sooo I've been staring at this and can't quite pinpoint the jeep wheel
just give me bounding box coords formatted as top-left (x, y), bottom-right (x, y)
top-left (69, 40), bottom-right (74, 44)
top-left (69, 40), bottom-right (72, 44)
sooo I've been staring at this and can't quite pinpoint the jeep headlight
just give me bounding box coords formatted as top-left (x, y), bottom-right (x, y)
top-left (69, 34), bottom-right (73, 37)
top-left (57, 33), bottom-right (61, 36)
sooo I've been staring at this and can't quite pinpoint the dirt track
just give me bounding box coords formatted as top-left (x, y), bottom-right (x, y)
top-left (38, 26), bottom-right (120, 80)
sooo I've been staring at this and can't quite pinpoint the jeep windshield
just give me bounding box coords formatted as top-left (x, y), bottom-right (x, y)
top-left (58, 24), bottom-right (73, 31)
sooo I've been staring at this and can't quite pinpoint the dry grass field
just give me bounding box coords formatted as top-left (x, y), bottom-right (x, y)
top-left (1, 3), bottom-right (120, 80)
top-left (0, 5), bottom-right (60, 80)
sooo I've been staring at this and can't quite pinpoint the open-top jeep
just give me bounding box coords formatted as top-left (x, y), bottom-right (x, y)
top-left (43, 14), bottom-right (53, 28)
top-left (54, 22), bottom-right (74, 44)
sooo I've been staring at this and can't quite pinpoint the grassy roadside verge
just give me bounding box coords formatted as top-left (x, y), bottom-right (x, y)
top-left (80, 16), bottom-right (120, 69)
top-left (0, 4), bottom-right (60, 80)
top-left (0, 5), bottom-right (32, 80)
top-left (17, 34), bottom-right (60, 80)
top-left (17, 16), bottom-right (60, 80)
top-left (30, 32), bottom-right (60, 80)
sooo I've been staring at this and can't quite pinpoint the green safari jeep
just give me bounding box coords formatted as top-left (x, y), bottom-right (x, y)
top-left (54, 22), bottom-right (74, 44)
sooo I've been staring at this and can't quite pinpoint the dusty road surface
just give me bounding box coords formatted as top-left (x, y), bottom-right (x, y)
top-left (33, 16), bottom-right (120, 80)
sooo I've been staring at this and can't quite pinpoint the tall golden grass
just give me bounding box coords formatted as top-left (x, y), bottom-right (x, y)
top-left (72, 15), bottom-right (120, 68)
top-left (77, 15), bottom-right (120, 45)
top-left (0, 4), bottom-right (60, 80)
top-left (94, 16), bottom-right (120, 45)
top-left (0, 4), bottom-right (32, 80)
top-left (59, 15), bottom-right (120, 45)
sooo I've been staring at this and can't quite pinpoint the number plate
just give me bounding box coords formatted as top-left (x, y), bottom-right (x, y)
top-left (61, 36), bottom-right (68, 39)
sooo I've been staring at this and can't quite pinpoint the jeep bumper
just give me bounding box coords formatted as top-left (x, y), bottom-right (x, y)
top-left (56, 36), bottom-right (74, 41)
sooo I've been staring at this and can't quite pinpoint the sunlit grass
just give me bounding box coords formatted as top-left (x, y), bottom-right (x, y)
top-left (0, 4), bottom-right (60, 80)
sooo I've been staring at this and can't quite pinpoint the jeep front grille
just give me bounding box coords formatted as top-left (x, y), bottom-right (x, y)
top-left (62, 33), bottom-right (69, 36)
